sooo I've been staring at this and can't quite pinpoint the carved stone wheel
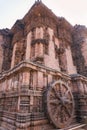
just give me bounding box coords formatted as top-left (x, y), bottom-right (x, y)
top-left (46, 80), bottom-right (74, 129)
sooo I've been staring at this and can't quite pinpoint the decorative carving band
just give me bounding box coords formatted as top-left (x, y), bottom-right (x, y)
top-left (31, 39), bottom-right (48, 45)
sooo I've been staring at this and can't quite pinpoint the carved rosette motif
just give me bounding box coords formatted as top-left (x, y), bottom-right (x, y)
top-left (46, 80), bottom-right (74, 129)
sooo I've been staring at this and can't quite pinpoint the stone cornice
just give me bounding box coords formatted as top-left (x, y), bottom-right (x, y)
top-left (0, 60), bottom-right (70, 81)
top-left (71, 74), bottom-right (87, 82)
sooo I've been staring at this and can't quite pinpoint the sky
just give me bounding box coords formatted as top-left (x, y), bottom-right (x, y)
top-left (0, 0), bottom-right (87, 29)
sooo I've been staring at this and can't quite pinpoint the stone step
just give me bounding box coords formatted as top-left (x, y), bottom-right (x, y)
top-left (76, 129), bottom-right (85, 130)
top-left (0, 124), bottom-right (86, 130)
top-left (53, 123), bottom-right (86, 130)
top-left (67, 124), bottom-right (86, 130)
top-left (68, 124), bottom-right (85, 130)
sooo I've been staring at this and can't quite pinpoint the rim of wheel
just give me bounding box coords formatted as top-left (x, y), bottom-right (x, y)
top-left (46, 80), bottom-right (74, 129)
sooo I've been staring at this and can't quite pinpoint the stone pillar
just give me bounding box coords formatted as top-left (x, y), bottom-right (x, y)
top-left (44, 28), bottom-right (60, 70)
top-left (33, 71), bottom-right (38, 90)
top-left (35, 27), bottom-right (43, 39)
top-left (43, 73), bottom-right (48, 89)
top-left (30, 96), bottom-right (34, 113)
top-left (35, 43), bottom-right (39, 57)
top-left (0, 35), bottom-right (3, 72)
top-left (71, 76), bottom-right (87, 124)
top-left (79, 81), bottom-right (87, 124)
top-left (65, 46), bottom-right (77, 74)
top-left (37, 71), bottom-right (43, 91)
top-left (17, 96), bottom-right (20, 112)
top-left (11, 43), bottom-right (17, 68)
top-left (48, 74), bottom-right (52, 84)
top-left (25, 32), bottom-right (32, 60)
top-left (22, 71), bottom-right (30, 86)
top-left (35, 43), bottom-right (43, 57)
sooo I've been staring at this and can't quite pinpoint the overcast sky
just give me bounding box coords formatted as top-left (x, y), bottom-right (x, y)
top-left (0, 0), bottom-right (87, 29)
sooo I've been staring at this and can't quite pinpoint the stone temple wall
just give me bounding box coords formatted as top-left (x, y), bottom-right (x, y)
top-left (0, 29), bottom-right (13, 72)
top-left (0, 1), bottom-right (87, 130)
top-left (71, 25), bottom-right (87, 76)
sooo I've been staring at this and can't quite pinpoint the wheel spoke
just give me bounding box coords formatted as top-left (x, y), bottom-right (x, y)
top-left (64, 98), bottom-right (73, 104)
top-left (64, 105), bottom-right (71, 117)
top-left (60, 107), bottom-right (64, 123)
top-left (51, 105), bottom-right (56, 114)
top-left (54, 107), bottom-right (59, 120)
top-left (65, 90), bottom-right (69, 97)
top-left (53, 87), bottom-right (61, 100)
top-left (50, 92), bottom-right (55, 99)
top-left (67, 99), bottom-right (73, 104)
top-left (50, 99), bottom-right (59, 105)
top-left (63, 109), bottom-right (69, 122)
top-left (59, 83), bottom-right (63, 96)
